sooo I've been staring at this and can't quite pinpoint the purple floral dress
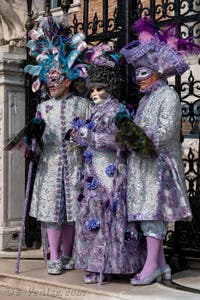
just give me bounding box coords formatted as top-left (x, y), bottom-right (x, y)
top-left (73, 96), bottom-right (145, 276)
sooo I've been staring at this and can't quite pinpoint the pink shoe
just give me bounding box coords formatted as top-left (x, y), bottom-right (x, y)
top-left (130, 268), bottom-right (161, 285)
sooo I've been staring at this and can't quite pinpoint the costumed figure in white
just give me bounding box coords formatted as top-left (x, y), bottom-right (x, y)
top-left (23, 16), bottom-right (90, 275)
top-left (119, 17), bottom-right (199, 285)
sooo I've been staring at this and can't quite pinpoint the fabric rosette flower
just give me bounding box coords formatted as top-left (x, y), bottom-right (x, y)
top-left (85, 119), bottom-right (95, 130)
top-left (85, 218), bottom-right (100, 231)
top-left (105, 164), bottom-right (116, 177)
top-left (72, 117), bottom-right (85, 129)
top-left (83, 150), bottom-right (92, 164)
top-left (85, 176), bottom-right (99, 190)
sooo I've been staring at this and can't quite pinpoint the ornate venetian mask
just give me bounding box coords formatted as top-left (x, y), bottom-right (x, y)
top-left (90, 86), bottom-right (109, 105)
top-left (47, 70), bottom-right (70, 99)
top-left (47, 71), bottom-right (65, 88)
top-left (135, 66), bottom-right (154, 82)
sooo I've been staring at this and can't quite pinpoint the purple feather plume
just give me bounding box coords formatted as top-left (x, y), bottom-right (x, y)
top-left (133, 17), bottom-right (158, 42)
top-left (134, 16), bottom-right (156, 35)
top-left (159, 25), bottom-right (177, 43)
top-left (177, 38), bottom-right (200, 55)
top-left (155, 23), bottom-right (200, 55)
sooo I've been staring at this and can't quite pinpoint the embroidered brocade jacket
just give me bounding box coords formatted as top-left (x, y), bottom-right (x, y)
top-left (127, 80), bottom-right (192, 222)
top-left (29, 94), bottom-right (90, 223)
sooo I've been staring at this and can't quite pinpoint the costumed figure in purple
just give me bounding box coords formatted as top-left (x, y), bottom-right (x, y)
top-left (118, 17), bottom-right (200, 285)
top-left (22, 16), bottom-right (90, 275)
top-left (71, 46), bottom-right (146, 284)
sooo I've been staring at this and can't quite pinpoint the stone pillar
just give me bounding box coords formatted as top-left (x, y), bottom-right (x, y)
top-left (0, 45), bottom-right (26, 250)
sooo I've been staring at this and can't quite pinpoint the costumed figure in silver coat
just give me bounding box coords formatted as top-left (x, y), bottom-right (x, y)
top-left (119, 17), bottom-right (199, 285)
top-left (23, 16), bottom-right (90, 275)
top-left (71, 46), bottom-right (146, 284)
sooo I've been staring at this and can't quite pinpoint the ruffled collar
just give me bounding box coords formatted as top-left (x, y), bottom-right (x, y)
top-left (142, 78), bottom-right (167, 95)
top-left (90, 95), bottom-right (114, 112)
top-left (52, 92), bottom-right (73, 101)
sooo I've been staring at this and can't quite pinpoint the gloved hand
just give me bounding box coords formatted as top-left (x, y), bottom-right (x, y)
top-left (67, 127), bottom-right (94, 147)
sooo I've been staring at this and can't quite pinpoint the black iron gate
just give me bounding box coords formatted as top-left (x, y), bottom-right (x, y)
top-left (25, 0), bottom-right (200, 265)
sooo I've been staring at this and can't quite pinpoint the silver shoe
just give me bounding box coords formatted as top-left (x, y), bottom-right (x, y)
top-left (130, 268), bottom-right (161, 285)
top-left (61, 255), bottom-right (75, 270)
top-left (47, 257), bottom-right (62, 275)
top-left (84, 272), bottom-right (99, 284)
top-left (160, 264), bottom-right (171, 280)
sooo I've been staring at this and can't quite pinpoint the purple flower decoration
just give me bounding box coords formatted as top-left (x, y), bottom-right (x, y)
top-left (112, 199), bottom-right (118, 214)
top-left (105, 164), bottom-right (116, 177)
top-left (83, 150), bottom-right (92, 164)
top-left (77, 193), bottom-right (84, 202)
top-left (86, 218), bottom-right (100, 231)
top-left (85, 119), bottom-right (95, 130)
top-left (45, 104), bottom-right (53, 113)
top-left (72, 117), bottom-right (85, 129)
top-left (85, 176), bottom-right (99, 190)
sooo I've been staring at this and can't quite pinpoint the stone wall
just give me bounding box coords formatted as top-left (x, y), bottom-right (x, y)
top-left (0, 46), bottom-right (26, 250)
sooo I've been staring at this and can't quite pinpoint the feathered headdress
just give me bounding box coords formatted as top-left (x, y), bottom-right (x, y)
top-left (84, 43), bottom-right (122, 98)
top-left (120, 16), bottom-right (200, 78)
top-left (24, 16), bottom-right (88, 93)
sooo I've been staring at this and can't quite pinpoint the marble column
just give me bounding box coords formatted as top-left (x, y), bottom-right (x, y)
top-left (0, 45), bottom-right (26, 250)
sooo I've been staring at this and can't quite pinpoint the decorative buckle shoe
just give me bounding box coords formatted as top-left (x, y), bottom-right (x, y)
top-left (47, 257), bottom-right (62, 275)
top-left (130, 268), bottom-right (161, 285)
top-left (61, 255), bottom-right (75, 270)
top-left (84, 272), bottom-right (99, 284)
top-left (84, 272), bottom-right (111, 284)
top-left (160, 264), bottom-right (171, 280)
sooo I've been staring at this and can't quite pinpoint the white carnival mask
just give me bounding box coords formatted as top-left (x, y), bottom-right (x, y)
top-left (90, 86), bottom-right (109, 104)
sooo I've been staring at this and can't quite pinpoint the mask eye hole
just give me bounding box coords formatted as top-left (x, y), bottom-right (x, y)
top-left (96, 87), bottom-right (103, 92)
top-left (141, 71), bottom-right (148, 76)
top-left (90, 88), bottom-right (94, 93)
top-left (136, 70), bottom-right (148, 77)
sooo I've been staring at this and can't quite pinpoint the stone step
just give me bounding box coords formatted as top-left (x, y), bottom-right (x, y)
top-left (0, 259), bottom-right (200, 300)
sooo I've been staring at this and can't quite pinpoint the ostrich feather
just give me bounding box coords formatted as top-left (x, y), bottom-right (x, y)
top-left (134, 16), bottom-right (157, 42)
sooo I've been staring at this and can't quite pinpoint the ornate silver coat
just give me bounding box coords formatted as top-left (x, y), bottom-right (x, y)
top-left (29, 94), bottom-right (90, 223)
top-left (127, 80), bottom-right (192, 222)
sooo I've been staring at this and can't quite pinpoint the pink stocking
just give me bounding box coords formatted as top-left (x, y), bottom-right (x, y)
top-left (61, 223), bottom-right (75, 257)
top-left (47, 228), bottom-right (62, 261)
top-left (158, 240), bottom-right (166, 268)
top-left (139, 236), bottom-right (161, 278)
